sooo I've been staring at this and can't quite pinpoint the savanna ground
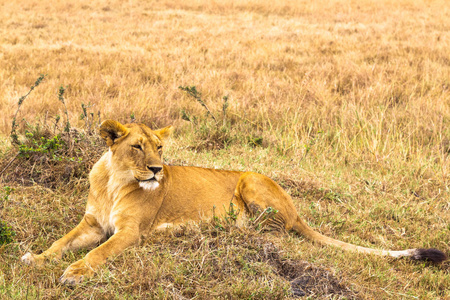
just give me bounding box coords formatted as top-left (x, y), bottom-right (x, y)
top-left (0, 0), bottom-right (449, 298)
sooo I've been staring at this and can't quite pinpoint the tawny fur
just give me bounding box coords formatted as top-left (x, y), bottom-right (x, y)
top-left (21, 120), bottom-right (447, 284)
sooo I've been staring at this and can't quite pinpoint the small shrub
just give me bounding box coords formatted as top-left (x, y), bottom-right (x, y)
top-left (179, 85), bottom-right (264, 150)
top-left (179, 85), bottom-right (235, 150)
top-left (1, 75), bottom-right (103, 188)
top-left (80, 101), bottom-right (101, 134)
top-left (10, 74), bottom-right (46, 145)
top-left (57, 85), bottom-right (71, 133)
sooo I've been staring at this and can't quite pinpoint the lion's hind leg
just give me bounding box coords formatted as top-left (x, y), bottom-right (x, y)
top-left (235, 172), bottom-right (299, 232)
top-left (234, 173), bottom-right (448, 263)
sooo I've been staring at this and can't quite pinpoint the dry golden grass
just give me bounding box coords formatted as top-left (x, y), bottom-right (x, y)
top-left (1, 0), bottom-right (449, 299)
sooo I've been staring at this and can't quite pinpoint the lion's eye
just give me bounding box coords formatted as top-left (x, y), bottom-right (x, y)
top-left (132, 145), bottom-right (142, 150)
top-left (157, 145), bottom-right (163, 151)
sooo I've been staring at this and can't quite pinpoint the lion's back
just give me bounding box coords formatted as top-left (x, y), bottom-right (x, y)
top-left (153, 165), bottom-right (244, 225)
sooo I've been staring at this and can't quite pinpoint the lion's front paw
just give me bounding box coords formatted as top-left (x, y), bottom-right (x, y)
top-left (21, 252), bottom-right (45, 266)
top-left (60, 260), bottom-right (95, 285)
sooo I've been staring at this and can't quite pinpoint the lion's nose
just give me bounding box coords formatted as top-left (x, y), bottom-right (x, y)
top-left (147, 166), bottom-right (162, 174)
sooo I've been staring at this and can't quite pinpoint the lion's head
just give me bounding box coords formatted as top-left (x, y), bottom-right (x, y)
top-left (99, 120), bottom-right (172, 190)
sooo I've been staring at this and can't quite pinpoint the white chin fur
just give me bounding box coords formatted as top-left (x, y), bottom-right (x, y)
top-left (139, 180), bottom-right (160, 191)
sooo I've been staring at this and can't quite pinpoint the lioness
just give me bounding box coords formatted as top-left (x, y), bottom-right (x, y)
top-left (21, 120), bottom-right (447, 284)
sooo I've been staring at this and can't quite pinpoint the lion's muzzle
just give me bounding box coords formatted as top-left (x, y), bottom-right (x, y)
top-left (134, 167), bottom-right (164, 190)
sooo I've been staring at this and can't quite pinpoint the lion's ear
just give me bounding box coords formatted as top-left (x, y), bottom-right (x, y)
top-left (99, 120), bottom-right (129, 146)
top-left (155, 126), bottom-right (173, 140)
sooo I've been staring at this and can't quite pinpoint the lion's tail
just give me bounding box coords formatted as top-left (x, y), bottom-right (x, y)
top-left (293, 216), bottom-right (447, 263)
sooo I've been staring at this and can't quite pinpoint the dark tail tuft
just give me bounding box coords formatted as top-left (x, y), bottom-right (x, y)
top-left (411, 248), bottom-right (447, 263)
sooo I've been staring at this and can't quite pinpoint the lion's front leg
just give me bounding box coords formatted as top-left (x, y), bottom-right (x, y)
top-left (21, 214), bottom-right (105, 266)
top-left (60, 222), bottom-right (140, 284)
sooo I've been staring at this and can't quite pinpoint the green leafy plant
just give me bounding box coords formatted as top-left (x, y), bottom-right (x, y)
top-left (212, 205), bottom-right (224, 230)
top-left (1, 186), bottom-right (14, 201)
top-left (224, 201), bottom-right (240, 225)
top-left (211, 201), bottom-right (241, 231)
top-left (18, 132), bottom-right (64, 159)
top-left (0, 220), bottom-right (15, 245)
